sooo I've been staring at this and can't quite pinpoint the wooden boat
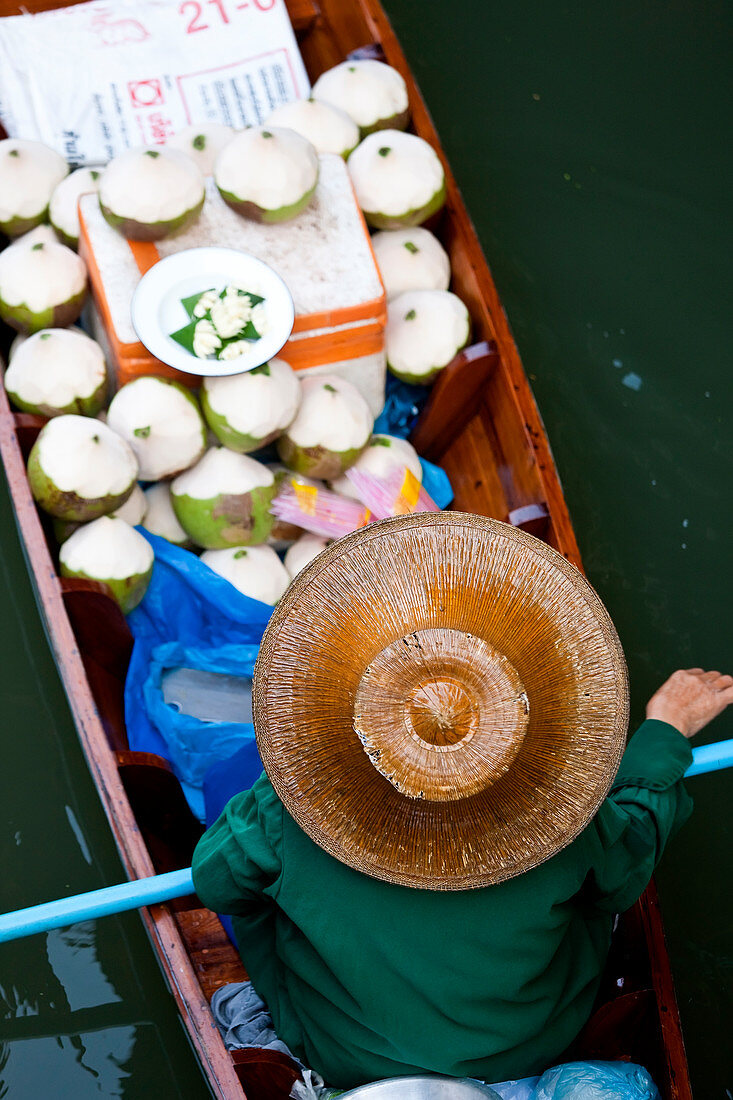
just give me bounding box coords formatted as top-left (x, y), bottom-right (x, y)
top-left (0, 0), bottom-right (692, 1097)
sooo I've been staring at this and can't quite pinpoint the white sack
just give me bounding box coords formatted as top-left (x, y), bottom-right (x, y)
top-left (0, 0), bottom-right (309, 165)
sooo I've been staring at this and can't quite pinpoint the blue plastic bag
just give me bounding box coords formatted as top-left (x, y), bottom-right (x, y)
top-left (420, 458), bottom-right (453, 509)
top-left (142, 641), bottom-right (260, 820)
top-left (532, 1061), bottom-right (660, 1099)
top-left (373, 372), bottom-right (431, 437)
top-left (125, 531), bottom-right (273, 815)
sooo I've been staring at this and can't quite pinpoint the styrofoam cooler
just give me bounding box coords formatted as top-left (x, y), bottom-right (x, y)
top-left (78, 155), bottom-right (387, 414)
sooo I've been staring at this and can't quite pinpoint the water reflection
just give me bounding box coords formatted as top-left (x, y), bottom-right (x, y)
top-left (0, 460), bottom-right (210, 1097)
top-left (1, 1026), bottom-right (153, 1097)
top-left (1, 1029), bottom-right (135, 1096)
top-left (45, 924), bottom-right (121, 1012)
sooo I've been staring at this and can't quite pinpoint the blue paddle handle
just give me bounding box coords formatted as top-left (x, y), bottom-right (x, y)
top-left (686, 738), bottom-right (733, 778)
top-left (0, 742), bottom-right (731, 944)
top-left (0, 866), bottom-right (194, 944)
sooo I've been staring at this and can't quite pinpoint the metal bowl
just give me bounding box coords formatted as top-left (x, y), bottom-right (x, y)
top-left (338, 1077), bottom-right (500, 1099)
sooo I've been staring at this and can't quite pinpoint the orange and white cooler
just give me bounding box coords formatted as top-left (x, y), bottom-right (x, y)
top-left (78, 155), bottom-right (387, 415)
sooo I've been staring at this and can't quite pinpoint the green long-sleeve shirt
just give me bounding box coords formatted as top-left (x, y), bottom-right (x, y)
top-left (192, 719), bottom-right (692, 1089)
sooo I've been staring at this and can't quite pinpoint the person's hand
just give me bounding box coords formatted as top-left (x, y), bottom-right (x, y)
top-left (646, 668), bottom-right (733, 738)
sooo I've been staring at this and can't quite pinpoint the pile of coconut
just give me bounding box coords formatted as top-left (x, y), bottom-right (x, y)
top-left (1, 54), bottom-right (468, 368)
top-left (3, 325), bottom-right (387, 609)
top-left (1, 55), bottom-right (472, 614)
top-left (8, 345), bottom-right (437, 611)
top-left (259, 59), bottom-right (471, 383)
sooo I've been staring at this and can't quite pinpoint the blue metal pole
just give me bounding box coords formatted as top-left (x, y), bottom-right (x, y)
top-left (0, 866), bottom-right (194, 944)
top-left (686, 738), bottom-right (733, 778)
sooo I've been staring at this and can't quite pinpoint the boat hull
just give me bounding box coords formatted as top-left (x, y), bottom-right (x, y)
top-left (0, 0), bottom-right (690, 1096)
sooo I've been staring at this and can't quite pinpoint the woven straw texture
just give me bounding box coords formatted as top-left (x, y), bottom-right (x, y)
top-left (254, 513), bottom-right (629, 889)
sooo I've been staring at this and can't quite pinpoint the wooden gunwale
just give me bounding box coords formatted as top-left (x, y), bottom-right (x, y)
top-left (0, 392), bottom-right (245, 1100)
top-left (0, 0), bottom-right (690, 1097)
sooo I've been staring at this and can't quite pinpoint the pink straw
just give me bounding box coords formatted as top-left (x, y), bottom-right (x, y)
top-left (345, 467), bottom-right (441, 519)
top-left (271, 481), bottom-right (372, 539)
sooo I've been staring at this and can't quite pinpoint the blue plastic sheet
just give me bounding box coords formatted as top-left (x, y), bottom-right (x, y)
top-left (125, 531), bottom-right (273, 816)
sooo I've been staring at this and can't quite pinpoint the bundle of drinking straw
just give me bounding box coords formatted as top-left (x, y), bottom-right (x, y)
top-left (271, 480), bottom-right (371, 538)
top-left (271, 468), bottom-right (441, 539)
top-left (346, 467), bottom-right (440, 519)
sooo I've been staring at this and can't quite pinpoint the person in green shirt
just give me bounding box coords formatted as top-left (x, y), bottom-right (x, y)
top-left (192, 518), bottom-right (733, 1091)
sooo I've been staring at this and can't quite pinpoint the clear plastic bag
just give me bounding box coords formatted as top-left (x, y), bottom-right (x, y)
top-left (490, 1080), bottom-right (539, 1100)
top-left (533, 1061), bottom-right (660, 1099)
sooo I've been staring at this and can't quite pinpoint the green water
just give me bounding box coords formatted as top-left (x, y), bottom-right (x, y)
top-left (1, 0), bottom-right (731, 1095)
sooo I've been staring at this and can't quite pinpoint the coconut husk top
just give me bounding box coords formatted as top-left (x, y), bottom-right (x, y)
top-left (253, 513), bottom-right (629, 890)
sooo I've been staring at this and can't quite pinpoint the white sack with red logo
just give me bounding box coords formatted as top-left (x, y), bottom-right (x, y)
top-left (0, 0), bottom-right (309, 165)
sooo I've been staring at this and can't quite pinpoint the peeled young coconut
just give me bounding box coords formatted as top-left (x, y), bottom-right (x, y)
top-left (28, 414), bottom-right (138, 521)
top-left (386, 289), bottom-right (471, 385)
top-left (49, 167), bottom-right (103, 248)
top-left (171, 447), bottom-right (276, 549)
top-left (8, 321), bottom-right (83, 361)
top-left (0, 139), bottom-right (68, 238)
top-left (0, 239), bottom-right (87, 334)
top-left (59, 516), bottom-right (154, 614)
top-left (311, 60), bottom-right (409, 137)
top-left (4, 329), bottom-right (107, 417)
top-left (284, 533), bottom-right (329, 580)
top-left (214, 127), bottom-right (319, 223)
top-left (109, 483), bottom-right (147, 526)
top-left (264, 99), bottom-right (359, 159)
top-left (347, 131), bottom-right (446, 230)
top-left (12, 224), bottom-right (59, 249)
top-left (201, 358), bottom-right (300, 454)
top-left (166, 124), bottom-right (236, 176)
top-left (277, 375), bottom-right (373, 480)
top-left (201, 545), bottom-right (289, 606)
top-left (54, 482), bottom-right (148, 546)
top-left (330, 434), bottom-right (423, 499)
top-left (372, 227), bottom-right (450, 299)
top-left (99, 147), bottom-right (205, 241)
top-left (106, 376), bottom-right (207, 481)
top-left (142, 482), bottom-right (194, 548)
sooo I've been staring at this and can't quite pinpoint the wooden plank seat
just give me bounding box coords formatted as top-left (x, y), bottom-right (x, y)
top-left (172, 908), bottom-right (305, 1100)
top-left (116, 750), bottom-right (203, 884)
top-left (231, 1049), bottom-right (302, 1100)
top-left (175, 907), bottom-right (249, 1000)
top-left (61, 579), bottom-right (132, 751)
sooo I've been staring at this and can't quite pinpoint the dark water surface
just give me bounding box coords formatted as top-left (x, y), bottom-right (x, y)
top-left (1, 0), bottom-right (731, 1096)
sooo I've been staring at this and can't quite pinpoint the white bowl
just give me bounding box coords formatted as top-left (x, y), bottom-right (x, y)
top-left (130, 246), bottom-right (295, 378)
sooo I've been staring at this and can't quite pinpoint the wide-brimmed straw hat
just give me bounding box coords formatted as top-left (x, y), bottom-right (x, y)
top-left (253, 513), bottom-right (629, 889)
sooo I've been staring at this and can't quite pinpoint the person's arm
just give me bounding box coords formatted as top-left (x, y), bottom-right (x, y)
top-left (588, 668), bottom-right (733, 913)
top-left (192, 775), bottom-right (282, 915)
